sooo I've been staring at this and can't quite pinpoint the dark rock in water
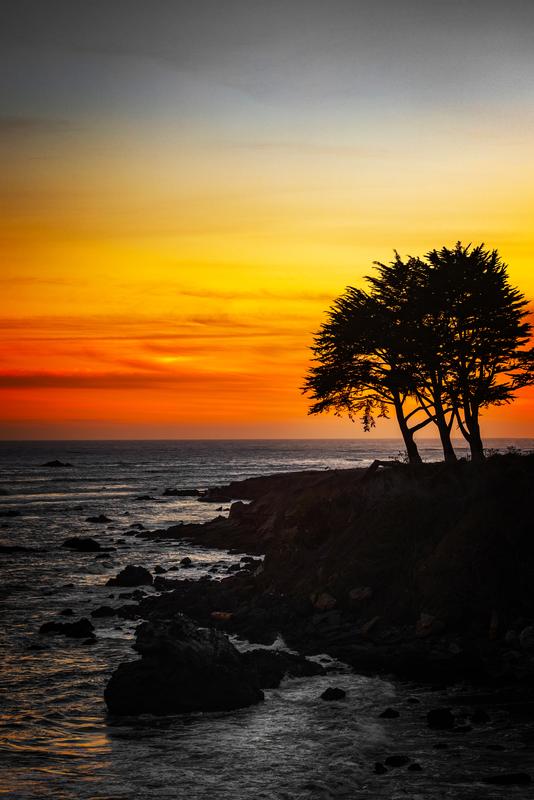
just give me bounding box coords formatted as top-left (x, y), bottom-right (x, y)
top-left (379, 707), bottom-right (400, 718)
top-left (104, 614), bottom-right (264, 715)
top-left (320, 687), bottom-right (346, 701)
top-left (408, 763), bottom-right (423, 772)
top-left (180, 557), bottom-right (193, 567)
top-left (86, 514), bottom-right (112, 524)
top-left (62, 536), bottom-right (101, 552)
top-left (39, 618), bottom-right (94, 638)
top-left (60, 608), bottom-right (74, 616)
top-left (242, 649), bottom-right (325, 689)
top-left (0, 543), bottom-right (30, 552)
top-left (384, 756), bottom-right (410, 768)
top-left (427, 708), bottom-right (455, 729)
top-left (374, 762), bottom-right (388, 775)
top-left (407, 697), bottom-right (420, 704)
top-left (163, 488), bottom-right (201, 497)
top-left (82, 637), bottom-right (97, 646)
top-left (91, 605), bottom-right (117, 618)
top-left (483, 773), bottom-right (531, 786)
top-left (107, 565), bottom-right (153, 587)
top-left (133, 495), bottom-right (154, 501)
top-left (41, 460), bottom-right (73, 468)
top-left (154, 565), bottom-right (166, 574)
top-left (130, 523), bottom-right (145, 530)
top-left (0, 509), bottom-right (21, 518)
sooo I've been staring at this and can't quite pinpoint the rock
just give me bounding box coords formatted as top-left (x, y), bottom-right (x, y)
top-left (407, 697), bottom-right (420, 704)
top-left (107, 565), bottom-right (153, 587)
top-left (0, 509), bottom-right (21, 518)
top-left (320, 687), bottom-right (346, 701)
top-left (519, 626), bottom-right (534, 652)
top-left (0, 543), bottom-right (30, 552)
top-left (104, 614), bottom-right (264, 715)
top-left (180, 557), bottom-right (193, 567)
top-left (379, 707), bottom-right (400, 718)
top-left (427, 708), bottom-right (455, 729)
top-left (243, 650), bottom-right (325, 689)
top-left (408, 763), bottom-right (423, 772)
top-left (154, 565), bottom-right (166, 574)
top-left (41, 460), bottom-right (73, 468)
top-left (311, 592), bottom-right (337, 611)
top-left (416, 613), bottom-right (445, 638)
top-left (163, 488), bottom-right (201, 497)
top-left (86, 514), bottom-right (112, 524)
top-left (39, 618), bottom-right (94, 638)
top-left (91, 606), bottom-right (117, 618)
top-left (348, 586), bottom-right (373, 603)
top-left (483, 773), bottom-right (531, 786)
top-left (384, 756), bottom-right (410, 768)
top-left (134, 495), bottom-right (153, 501)
top-left (374, 763), bottom-right (387, 775)
top-left (360, 616), bottom-right (381, 636)
top-left (62, 536), bottom-right (101, 552)
top-left (60, 608), bottom-right (74, 616)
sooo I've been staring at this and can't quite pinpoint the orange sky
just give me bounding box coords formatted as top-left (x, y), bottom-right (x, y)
top-left (2, 2), bottom-right (534, 439)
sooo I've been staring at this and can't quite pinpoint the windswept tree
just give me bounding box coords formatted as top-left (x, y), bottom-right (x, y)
top-left (423, 243), bottom-right (534, 460)
top-left (303, 242), bottom-right (534, 463)
top-left (303, 287), bottom-right (438, 464)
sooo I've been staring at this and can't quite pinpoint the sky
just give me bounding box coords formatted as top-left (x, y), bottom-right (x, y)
top-left (1, 0), bottom-right (534, 439)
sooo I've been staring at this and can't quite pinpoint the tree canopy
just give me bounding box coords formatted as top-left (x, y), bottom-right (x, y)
top-left (303, 243), bottom-right (534, 462)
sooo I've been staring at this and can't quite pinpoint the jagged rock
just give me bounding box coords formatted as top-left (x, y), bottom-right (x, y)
top-left (416, 613), bottom-right (445, 638)
top-left (39, 618), bottom-right (94, 638)
top-left (91, 606), bottom-right (117, 618)
top-left (379, 707), bottom-right (400, 718)
top-left (320, 687), bottom-right (346, 701)
top-left (242, 650), bottom-right (325, 689)
top-left (163, 488), bottom-right (201, 497)
top-left (104, 614), bottom-right (264, 715)
top-left (41, 460), bottom-right (73, 467)
top-left (180, 557), bottom-right (193, 567)
top-left (311, 592), bottom-right (337, 611)
top-left (62, 536), bottom-right (101, 552)
top-left (134, 495), bottom-right (153, 501)
top-left (348, 586), bottom-right (373, 604)
top-left (86, 514), bottom-right (113, 524)
top-left (107, 565), bottom-right (153, 587)
top-left (427, 708), bottom-right (455, 729)
top-left (385, 756), bottom-right (410, 768)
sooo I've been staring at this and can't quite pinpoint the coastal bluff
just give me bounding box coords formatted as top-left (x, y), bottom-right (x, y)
top-left (117, 453), bottom-right (534, 685)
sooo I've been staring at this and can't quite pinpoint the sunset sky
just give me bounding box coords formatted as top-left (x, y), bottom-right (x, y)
top-left (1, 0), bottom-right (534, 439)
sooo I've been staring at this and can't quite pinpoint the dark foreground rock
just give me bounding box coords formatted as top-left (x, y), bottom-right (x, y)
top-left (242, 649), bottom-right (325, 689)
top-left (320, 687), bottom-right (346, 701)
top-left (40, 618), bottom-right (94, 638)
top-left (41, 460), bottom-right (73, 468)
top-left (107, 565), bottom-right (153, 587)
top-left (163, 488), bottom-right (202, 497)
top-left (104, 614), bottom-right (264, 715)
top-left (86, 514), bottom-right (113, 524)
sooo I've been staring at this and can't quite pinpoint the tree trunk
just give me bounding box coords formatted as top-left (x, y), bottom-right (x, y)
top-left (436, 417), bottom-right (457, 462)
top-left (466, 416), bottom-right (485, 461)
top-left (393, 394), bottom-right (422, 464)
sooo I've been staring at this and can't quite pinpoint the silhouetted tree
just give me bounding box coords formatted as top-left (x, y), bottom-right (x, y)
top-left (423, 243), bottom-right (534, 460)
top-left (303, 288), bottom-right (439, 464)
top-left (304, 242), bottom-right (534, 463)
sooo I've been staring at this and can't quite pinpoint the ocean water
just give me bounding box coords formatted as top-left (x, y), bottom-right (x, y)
top-left (1, 438), bottom-right (533, 799)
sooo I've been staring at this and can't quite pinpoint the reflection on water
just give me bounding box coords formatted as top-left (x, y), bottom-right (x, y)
top-left (1, 439), bottom-right (534, 798)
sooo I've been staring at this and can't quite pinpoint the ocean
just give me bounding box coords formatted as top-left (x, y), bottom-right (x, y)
top-left (1, 438), bottom-right (532, 799)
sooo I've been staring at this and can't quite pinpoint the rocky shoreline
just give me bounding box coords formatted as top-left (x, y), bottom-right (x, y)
top-left (32, 453), bottom-right (534, 788)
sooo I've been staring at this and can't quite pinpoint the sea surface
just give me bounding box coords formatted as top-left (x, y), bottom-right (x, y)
top-left (1, 438), bottom-right (533, 799)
